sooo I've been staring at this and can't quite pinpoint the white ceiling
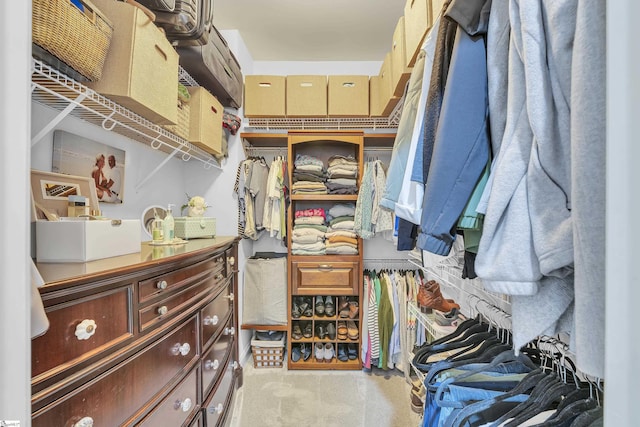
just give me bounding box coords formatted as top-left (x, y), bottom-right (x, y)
top-left (212, 0), bottom-right (406, 62)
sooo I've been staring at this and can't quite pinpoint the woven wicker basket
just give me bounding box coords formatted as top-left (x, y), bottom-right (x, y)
top-left (32, 0), bottom-right (113, 82)
top-left (164, 100), bottom-right (191, 140)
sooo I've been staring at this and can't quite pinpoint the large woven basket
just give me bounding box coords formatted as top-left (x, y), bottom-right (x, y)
top-left (32, 0), bottom-right (113, 81)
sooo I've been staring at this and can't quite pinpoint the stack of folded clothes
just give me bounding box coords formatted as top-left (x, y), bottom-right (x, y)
top-left (325, 203), bottom-right (358, 255)
top-left (326, 155), bottom-right (358, 195)
top-left (292, 208), bottom-right (327, 255)
top-left (292, 154), bottom-right (327, 195)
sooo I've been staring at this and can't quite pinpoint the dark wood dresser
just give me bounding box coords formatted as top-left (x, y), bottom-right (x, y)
top-left (33, 237), bottom-right (241, 427)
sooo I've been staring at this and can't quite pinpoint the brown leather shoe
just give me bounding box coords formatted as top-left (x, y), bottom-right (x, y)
top-left (417, 280), bottom-right (460, 313)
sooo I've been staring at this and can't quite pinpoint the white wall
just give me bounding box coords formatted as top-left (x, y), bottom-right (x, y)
top-left (605, 1), bottom-right (640, 425)
top-left (1, 1), bottom-right (30, 424)
top-left (253, 60), bottom-right (382, 76)
top-left (31, 102), bottom-right (190, 236)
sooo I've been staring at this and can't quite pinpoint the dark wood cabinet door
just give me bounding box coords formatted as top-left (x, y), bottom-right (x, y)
top-left (32, 285), bottom-right (132, 382)
top-left (201, 281), bottom-right (234, 350)
top-left (138, 366), bottom-right (200, 427)
top-left (138, 257), bottom-right (224, 304)
top-left (32, 316), bottom-right (198, 427)
top-left (201, 316), bottom-right (234, 398)
top-left (291, 261), bottom-right (359, 295)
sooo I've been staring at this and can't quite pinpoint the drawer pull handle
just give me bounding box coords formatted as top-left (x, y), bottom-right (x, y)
top-left (217, 257), bottom-right (224, 263)
top-left (157, 305), bottom-right (168, 315)
top-left (205, 359), bottom-right (220, 371)
top-left (224, 326), bottom-right (236, 336)
top-left (318, 264), bottom-right (333, 271)
top-left (75, 319), bottom-right (97, 340)
top-left (156, 280), bottom-right (168, 290)
top-left (174, 397), bottom-right (193, 412)
top-left (215, 274), bottom-right (224, 280)
top-left (223, 293), bottom-right (235, 302)
top-left (204, 315), bottom-right (219, 326)
top-left (210, 403), bottom-right (224, 415)
top-left (171, 342), bottom-right (191, 356)
top-left (228, 256), bottom-right (235, 266)
top-left (73, 416), bottom-right (94, 427)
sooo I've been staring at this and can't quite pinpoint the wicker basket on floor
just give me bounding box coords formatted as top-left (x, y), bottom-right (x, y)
top-left (32, 0), bottom-right (113, 81)
top-left (251, 331), bottom-right (285, 368)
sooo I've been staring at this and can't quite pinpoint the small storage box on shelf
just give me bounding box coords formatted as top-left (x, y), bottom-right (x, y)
top-left (251, 332), bottom-right (286, 368)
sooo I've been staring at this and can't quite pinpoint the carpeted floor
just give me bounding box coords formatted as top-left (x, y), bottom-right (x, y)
top-left (228, 359), bottom-right (422, 427)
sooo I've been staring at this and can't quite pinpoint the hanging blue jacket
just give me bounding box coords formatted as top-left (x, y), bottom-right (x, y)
top-left (416, 2), bottom-right (491, 256)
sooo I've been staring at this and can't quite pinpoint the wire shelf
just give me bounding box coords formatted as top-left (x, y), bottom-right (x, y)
top-left (246, 94), bottom-right (404, 131)
top-left (31, 58), bottom-right (221, 169)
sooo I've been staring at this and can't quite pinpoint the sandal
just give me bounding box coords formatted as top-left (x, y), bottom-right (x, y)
top-left (348, 301), bottom-right (359, 319)
top-left (337, 321), bottom-right (348, 340)
top-left (324, 296), bottom-right (335, 317)
top-left (346, 320), bottom-right (359, 340)
top-left (291, 297), bottom-right (301, 319)
top-left (315, 296), bottom-right (325, 316)
top-left (302, 321), bottom-right (312, 338)
top-left (292, 323), bottom-right (303, 340)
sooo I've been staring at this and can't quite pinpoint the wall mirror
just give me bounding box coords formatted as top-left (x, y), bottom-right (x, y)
top-left (141, 205), bottom-right (167, 239)
top-left (30, 170), bottom-right (98, 220)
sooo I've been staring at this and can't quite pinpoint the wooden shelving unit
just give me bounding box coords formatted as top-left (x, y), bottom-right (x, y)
top-left (286, 131), bottom-right (364, 370)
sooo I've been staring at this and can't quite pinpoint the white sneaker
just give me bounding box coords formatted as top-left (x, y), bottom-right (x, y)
top-left (315, 342), bottom-right (324, 362)
top-left (323, 343), bottom-right (334, 362)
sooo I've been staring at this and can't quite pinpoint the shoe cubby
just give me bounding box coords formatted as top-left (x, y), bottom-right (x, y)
top-left (289, 293), bottom-right (361, 368)
top-left (286, 132), bottom-right (364, 370)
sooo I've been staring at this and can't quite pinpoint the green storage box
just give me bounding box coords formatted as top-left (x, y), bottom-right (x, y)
top-left (174, 216), bottom-right (216, 239)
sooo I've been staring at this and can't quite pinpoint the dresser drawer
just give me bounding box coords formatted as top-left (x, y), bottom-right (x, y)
top-left (139, 278), bottom-right (215, 332)
top-left (201, 280), bottom-right (234, 350)
top-left (203, 356), bottom-right (237, 427)
top-left (291, 261), bottom-right (359, 295)
top-left (139, 366), bottom-right (200, 427)
top-left (32, 316), bottom-right (198, 427)
top-left (201, 316), bottom-right (234, 398)
top-left (139, 257), bottom-right (224, 304)
top-left (32, 285), bottom-right (132, 381)
top-left (190, 411), bottom-right (204, 427)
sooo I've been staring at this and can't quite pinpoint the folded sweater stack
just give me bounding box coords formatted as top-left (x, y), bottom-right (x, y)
top-left (292, 154), bottom-right (327, 194)
top-left (325, 203), bottom-right (358, 255)
top-left (326, 155), bottom-right (358, 195)
top-left (292, 207), bottom-right (327, 255)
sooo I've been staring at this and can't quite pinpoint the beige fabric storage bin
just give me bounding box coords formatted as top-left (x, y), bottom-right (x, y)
top-left (244, 75), bottom-right (286, 117)
top-left (187, 86), bottom-right (223, 156)
top-left (328, 75), bottom-right (369, 117)
top-left (88, 0), bottom-right (178, 125)
top-left (404, 0), bottom-right (432, 67)
top-left (242, 255), bottom-right (287, 326)
top-left (391, 17), bottom-right (413, 97)
top-left (286, 75), bottom-right (327, 117)
top-left (369, 75), bottom-right (384, 117)
top-left (379, 53), bottom-right (401, 116)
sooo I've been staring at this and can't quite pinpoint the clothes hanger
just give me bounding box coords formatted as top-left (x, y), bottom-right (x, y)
top-left (444, 368), bottom-right (550, 427)
top-left (504, 380), bottom-right (577, 427)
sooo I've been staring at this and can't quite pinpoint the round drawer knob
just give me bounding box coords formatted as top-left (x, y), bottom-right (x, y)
top-left (75, 319), bottom-right (97, 341)
top-left (205, 359), bottom-right (219, 371)
top-left (210, 403), bottom-right (224, 415)
top-left (204, 315), bottom-right (219, 326)
top-left (157, 305), bottom-right (168, 316)
top-left (174, 397), bottom-right (192, 412)
top-left (228, 256), bottom-right (235, 266)
top-left (224, 326), bottom-right (235, 336)
top-left (216, 257), bottom-right (224, 264)
top-left (73, 416), bottom-right (94, 427)
top-left (156, 280), bottom-right (168, 290)
top-left (223, 293), bottom-right (235, 302)
top-left (171, 342), bottom-right (191, 356)
top-left (216, 274), bottom-right (224, 280)
top-left (232, 361), bottom-right (239, 370)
